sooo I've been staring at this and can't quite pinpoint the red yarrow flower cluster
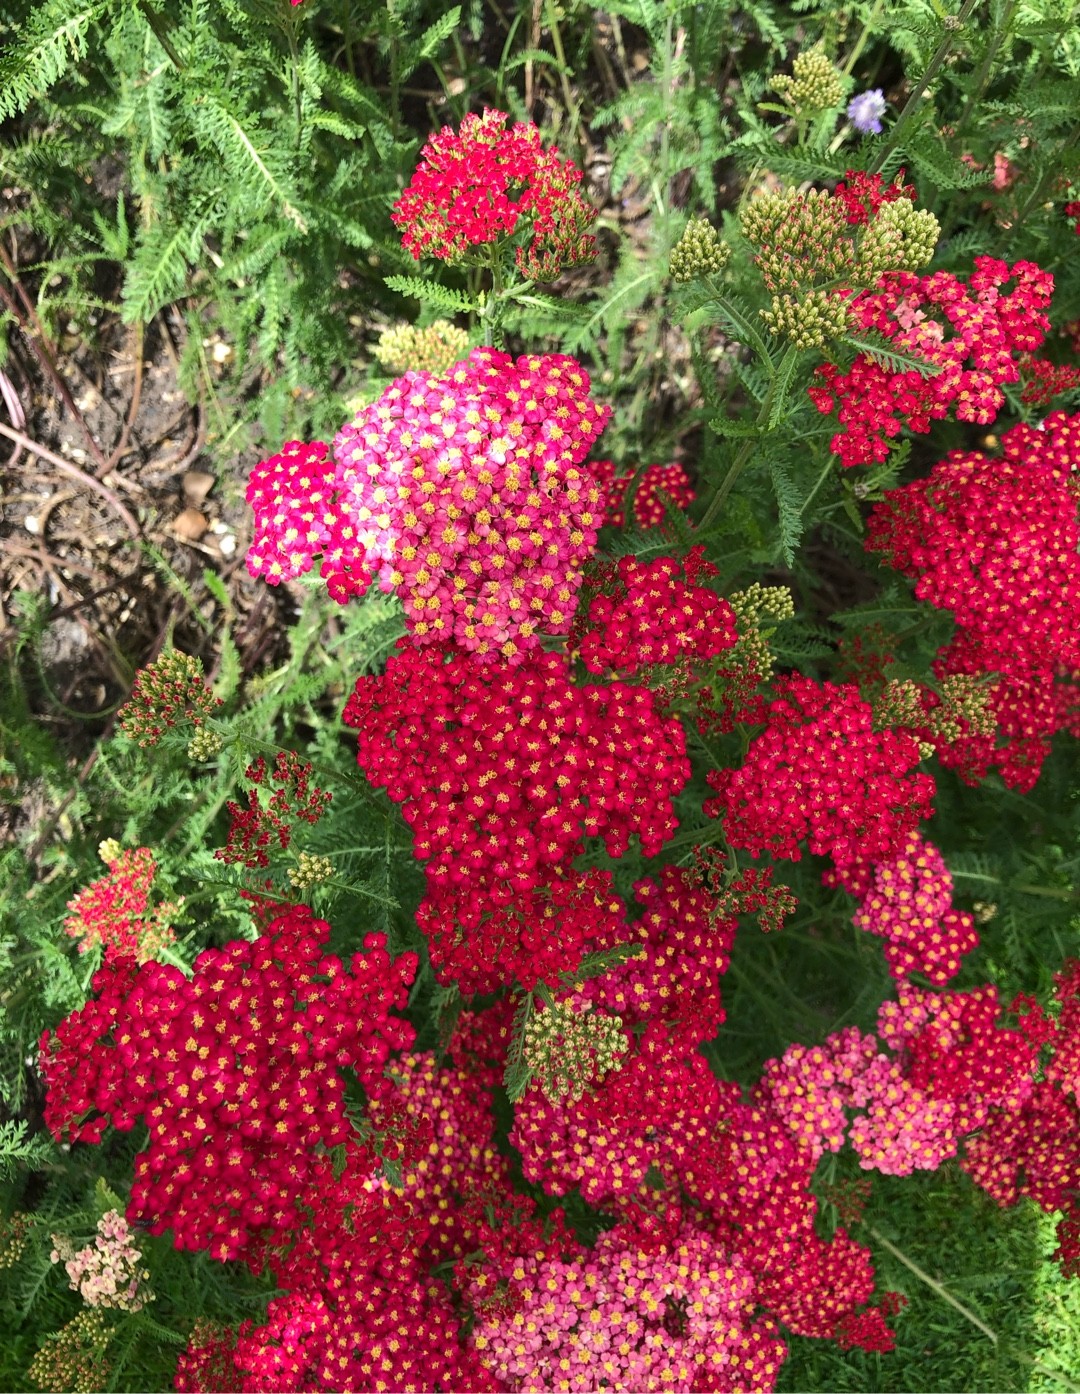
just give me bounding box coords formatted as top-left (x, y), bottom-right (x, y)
top-left (705, 676), bottom-right (935, 863)
top-left (1019, 354), bottom-right (1080, 405)
top-left (391, 109), bottom-right (597, 280)
top-left (573, 553), bottom-right (738, 676)
top-left (832, 169), bottom-right (916, 226)
top-left (215, 752), bottom-right (332, 870)
top-left (866, 414), bottom-right (1080, 788)
top-left (39, 906), bottom-right (416, 1264)
top-left (344, 639), bottom-right (689, 901)
top-left (63, 846), bottom-right (178, 964)
top-left (810, 257), bottom-right (1054, 465)
top-left (588, 458), bottom-right (696, 528)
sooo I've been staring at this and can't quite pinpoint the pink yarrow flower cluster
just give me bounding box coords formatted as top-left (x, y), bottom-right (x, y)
top-left (468, 1222), bottom-right (784, 1393)
top-left (827, 831), bottom-right (980, 985)
top-left (391, 109), bottom-right (597, 280)
top-left (810, 257), bottom-right (1054, 465)
top-left (51, 1210), bottom-right (153, 1312)
top-left (248, 350), bottom-right (610, 662)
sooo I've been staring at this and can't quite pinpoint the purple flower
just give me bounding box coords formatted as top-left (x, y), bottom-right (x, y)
top-left (847, 89), bottom-right (888, 135)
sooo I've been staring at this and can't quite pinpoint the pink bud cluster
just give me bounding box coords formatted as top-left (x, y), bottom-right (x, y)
top-left (573, 553), bottom-right (738, 676)
top-left (705, 676), bottom-right (936, 863)
top-left (39, 906), bottom-right (417, 1263)
top-left (810, 257), bottom-right (1054, 465)
top-left (248, 350), bottom-right (611, 662)
top-left (588, 458), bottom-right (696, 528)
top-left (828, 831), bottom-right (979, 985)
top-left (391, 109), bottom-right (597, 279)
top-left (63, 846), bottom-right (177, 964)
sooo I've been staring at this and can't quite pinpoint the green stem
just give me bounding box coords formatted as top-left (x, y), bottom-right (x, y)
top-left (137, 0), bottom-right (186, 71)
top-left (957, 0), bottom-right (1017, 132)
top-left (695, 344), bottom-right (795, 534)
top-left (870, 0), bottom-right (981, 174)
top-left (286, 14), bottom-right (304, 151)
top-left (842, 0), bottom-right (885, 76)
top-left (869, 1228), bottom-right (1000, 1345)
top-left (481, 255), bottom-right (506, 347)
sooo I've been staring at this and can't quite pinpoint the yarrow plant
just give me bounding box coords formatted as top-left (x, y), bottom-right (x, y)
top-left (15, 41), bottom-right (1080, 1394)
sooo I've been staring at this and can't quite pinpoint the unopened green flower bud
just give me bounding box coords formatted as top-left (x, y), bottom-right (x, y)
top-left (740, 189), bottom-right (853, 294)
top-left (857, 199), bottom-right (940, 279)
top-left (187, 728), bottom-right (223, 762)
top-left (973, 900), bottom-right (998, 924)
top-left (669, 217), bottom-right (731, 283)
top-left (760, 290), bottom-right (852, 348)
top-left (523, 997), bottom-right (627, 1104)
top-left (873, 677), bottom-right (925, 732)
top-left (770, 44), bottom-right (845, 117)
top-left (289, 852), bottom-right (334, 893)
top-left (98, 839), bottom-right (123, 866)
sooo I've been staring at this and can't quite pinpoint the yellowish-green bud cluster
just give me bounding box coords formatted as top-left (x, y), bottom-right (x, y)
top-left (289, 852), bottom-right (334, 892)
top-left (97, 838), bottom-right (123, 866)
top-left (760, 289), bottom-right (852, 349)
top-left (372, 319), bottom-right (470, 377)
top-left (927, 674), bottom-right (996, 744)
top-left (729, 583), bottom-right (796, 627)
top-left (27, 1312), bottom-right (112, 1394)
top-left (740, 189), bottom-right (853, 294)
top-left (187, 727), bottom-right (223, 762)
top-left (523, 997), bottom-right (627, 1104)
top-left (874, 677), bottom-right (925, 733)
top-left (770, 44), bottom-right (845, 117)
top-left (857, 199), bottom-right (941, 279)
top-left (972, 900), bottom-right (998, 924)
top-left (0, 1212), bottom-right (31, 1269)
top-left (669, 217), bottom-right (732, 283)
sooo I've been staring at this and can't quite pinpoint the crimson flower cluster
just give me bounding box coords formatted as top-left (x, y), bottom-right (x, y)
top-left (215, 753), bottom-right (332, 870)
top-left (390, 109), bottom-right (597, 280)
top-left (572, 553), bottom-right (738, 676)
top-left (867, 412), bottom-right (1080, 790)
top-left (705, 675), bottom-right (936, 863)
top-left (810, 257), bottom-right (1053, 465)
top-left (588, 457), bottom-right (696, 528)
top-left (344, 639), bottom-right (689, 990)
top-left (40, 906), bottom-right (416, 1264)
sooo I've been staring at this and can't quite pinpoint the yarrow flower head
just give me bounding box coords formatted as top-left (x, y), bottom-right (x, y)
top-left (51, 1210), bottom-right (153, 1312)
top-left (63, 846), bottom-right (178, 964)
top-left (770, 44), bottom-right (845, 117)
top-left (118, 650), bottom-right (221, 748)
top-left (391, 109), bottom-right (597, 280)
top-left (588, 458), bottom-right (695, 529)
top-left (248, 349), bottom-right (611, 662)
top-left (810, 256), bottom-right (1054, 466)
top-left (847, 89), bottom-right (888, 134)
top-left (705, 675), bottom-right (936, 863)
